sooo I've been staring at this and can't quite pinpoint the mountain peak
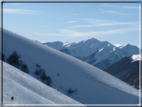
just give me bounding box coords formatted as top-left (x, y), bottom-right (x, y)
top-left (122, 44), bottom-right (139, 50)
top-left (125, 44), bottom-right (132, 47)
top-left (124, 44), bottom-right (138, 48)
top-left (52, 41), bottom-right (63, 44)
top-left (85, 38), bottom-right (100, 43)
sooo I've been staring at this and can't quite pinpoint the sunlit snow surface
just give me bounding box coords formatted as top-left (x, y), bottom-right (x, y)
top-left (3, 62), bottom-right (82, 104)
top-left (2, 28), bottom-right (139, 104)
top-left (131, 54), bottom-right (141, 62)
top-left (114, 44), bottom-right (122, 47)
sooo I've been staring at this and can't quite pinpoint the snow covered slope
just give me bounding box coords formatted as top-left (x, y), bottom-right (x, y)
top-left (3, 61), bottom-right (81, 104)
top-left (42, 39), bottom-right (139, 70)
top-left (3, 28), bottom-right (139, 104)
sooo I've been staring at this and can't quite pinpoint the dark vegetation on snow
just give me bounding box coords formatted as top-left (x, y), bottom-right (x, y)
top-left (35, 64), bottom-right (43, 75)
top-left (40, 71), bottom-right (52, 86)
top-left (6, 51), bottom-right (29, 73)
top-left (3, 51), bottom-right (53, 86)
top-left (35, 64), bottom-right (52, 86)
top-left (56, 73), bottom-right (60, 76)
top-left (11, 96), bottom-right (14, 101)
top-left (67, 88), bottom-right (77, 95)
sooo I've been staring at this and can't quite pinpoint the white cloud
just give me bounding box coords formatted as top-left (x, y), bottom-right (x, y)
top-left (33, 32), bottom-right (64, 37)
top-left (120, 6), bottom-right (139, 9)
top-left (68, 25), bottom-right (95, 28)
top-left (33, 27), bottom-right (138, 38)
top-left (65, 21), bottom-right (78, 23)
top-left (101, 10), bottom-right (125, 15)
top-left (3, 9), bottom-right (39, 14)
top-left (67, 18), bottom-right (138, 28)
top-left (11, 3), bottom-right (23, 5)
top-left (98, 8), bottom-right (129, 15)
top-left (102, 4), bottom-right (139, 9)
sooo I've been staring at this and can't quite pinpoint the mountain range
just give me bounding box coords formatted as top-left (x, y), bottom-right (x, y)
top-left (2, 28), bottom-right (139, 104)
top-left (39, 36), bottom-right (141, 90)
top-left (42, 39), bottom-right (139, 70)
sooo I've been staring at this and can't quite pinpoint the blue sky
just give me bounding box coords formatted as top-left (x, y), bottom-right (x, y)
top-left (3, 3), bottom-right (140, 47)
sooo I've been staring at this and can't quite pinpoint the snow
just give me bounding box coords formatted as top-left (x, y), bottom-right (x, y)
top-left (113, 47), bottom-right (116, 51)
top-left (3, 61), bottom-right (82, 104)
top-left (114, 44), bottom-right (121, 47)
top-left (2, 28), bottom-right (139, 104)
top-left (108, 44), bottom-right (110, 46)
top-left (131, 54), bottom-right (141, 62)
top-left (99, 48), bottom-right (104, 52)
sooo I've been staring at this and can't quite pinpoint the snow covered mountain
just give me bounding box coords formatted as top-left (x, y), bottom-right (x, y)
top-left (84, 44), bottom-right (139, 70)
top-left (3, 28), bottom-right (139, 104)
top-left (3, 61), bottom-right (82, 104)
top-left (42, 38), bottom-right (102, 59)
top-left (120, 44), bottom-right (140, 57)
top-left (41, 39), bottom-right (139, 70)
top-left (104, 54), bottom-right (141, 89)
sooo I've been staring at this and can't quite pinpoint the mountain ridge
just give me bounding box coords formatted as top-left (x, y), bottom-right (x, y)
top-left (40, 38), bottom-right (139, 70)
